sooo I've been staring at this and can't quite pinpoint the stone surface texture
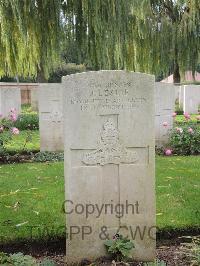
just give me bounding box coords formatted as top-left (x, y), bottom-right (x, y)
top-left (0, 86), bottom-right (21, 117)
top-left (183, 85), bottom-right (200, 114)
top-left (38, 83), bottom-right (63, 151)
top-left (63, 71), bottom-right (156, 264)
top-left (155, 82), bottom-right (175, 146)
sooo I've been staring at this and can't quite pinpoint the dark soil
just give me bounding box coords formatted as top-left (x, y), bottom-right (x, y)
top-left (0, 237), bottom-right (192, 265)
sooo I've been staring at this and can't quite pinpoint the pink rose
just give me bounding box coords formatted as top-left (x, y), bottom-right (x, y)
top-left (0, 126), bottom-right (4, 133)
top-left (9, 113), bottom-right (18, 122)
top-left (165, 149), bottom-right (172, 156)
top-left (163, 121), bottom-right (168, 127)
top-left (176, 127), bottom-right (183, 133)
top-left (188, 127), bottom-right (193, 133)
top-left (172, 112), bottom-right (177, 118)
top-left (184, 112), bottom-right (190, 120)
top-left (10, 108), bottom-right (16, 113)
top-left (11, 127), bottom-right (19, 135)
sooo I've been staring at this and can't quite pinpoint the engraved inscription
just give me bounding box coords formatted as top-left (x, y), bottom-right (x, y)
top-left (41, 111), bottom-right (63, 122)
top-left (51, 111), bottom-right (63, 123)
top-left (68, 80), bottom-right (147, 112)
top-left (70, 96), bottom-right (146, 112)
top-left (82, 119), bottom-right (138, 165)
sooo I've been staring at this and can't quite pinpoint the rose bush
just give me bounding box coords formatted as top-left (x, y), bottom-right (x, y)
top-left (169, 124), bottom-right (200, 155)
top-left (0, 109), bottom-right (20, 154)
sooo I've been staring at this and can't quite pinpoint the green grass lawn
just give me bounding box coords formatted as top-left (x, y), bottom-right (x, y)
top-left (5, 130), bottom-right (40, 152)
top-left (156, 156), bottom-right (200, 229)
top-left (0, 162), bottom-right (64, 243)
top-left (0, 156), bottom-right (199, 244)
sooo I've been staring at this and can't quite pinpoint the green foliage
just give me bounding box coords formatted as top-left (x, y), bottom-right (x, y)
top-left (9, 252), bottom-right (37, 266)
top-left (14, 114), bottom-right (39, 130)
top-left (63, 0), bottom-right (200, 81)
top-left (15, 104), bottom-right (39, 131)
top-left (0, 129), bottom-right (12, 154)
top-left (175, 114), bottom-right (200, 125)
top-left (0, 113), bottom-right (19, 155)
top-left (4, 130), bottom-right (39, 153)
top-left (33, 152), bottom-right (64, 162)
top-left (178, 236), bottom-right (200, 266)
top-left (0, 252), bottom-right (57, 266)
top-left (0, 1), bottom-right (61, 78)
top-left (175, 104), bottom-right (184, 115)
top-left (21, 104), bottom-right (37, 114)
top-left (0, 1), bottom-right (199, 80)
top-left (169, 124), bottom-right (200, 155)
top-left (105, 234), bottom-right (134, 261)
top-left (39, 259), bottom-right (56, 266)
top-left (48, 63), bottom-right (86, 82)
top-left (0, 251), bottom-right (12, 264)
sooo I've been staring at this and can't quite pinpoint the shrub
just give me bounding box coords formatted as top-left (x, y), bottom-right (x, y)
top-left (169, 124), bottom-right (200, 155)
top-left (0, 109), bottom-right (20, 155)
top-left (9, 252), bottom-right (37, 266)
top-left (0, 252), bottom-right (12, 264)
top-left (14, 113), bottom-right (39, 130)
top-left (175, 102), bottom-right (183, 115)
top-left (40, 259), bottom-right (56, 266)
top-left (33, 152), bottom-right (64, 162)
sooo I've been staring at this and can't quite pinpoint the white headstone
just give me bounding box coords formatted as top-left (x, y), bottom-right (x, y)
top-left (38, 84), bottom-right (63, 151)
top-left (183, 85), bottom-right (200, 114)
top-left (155, 82), bottom-right (175, 146)
top-left (178, 85), bottom-right (184, 108)
top-left (63, 71), bottom-right (156, 264)
top-left (31, 88), bottom-right (39, 111)
top-left (0, 86), bottom-right (21, 117)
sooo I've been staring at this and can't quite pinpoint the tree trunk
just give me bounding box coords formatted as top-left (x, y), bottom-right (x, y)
top-left (37, 67), bottom-right (47, 83)
top-left (173, 61), bottom-right (180, 84)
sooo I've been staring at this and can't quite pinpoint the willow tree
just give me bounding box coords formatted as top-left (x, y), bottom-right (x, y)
top-left (0, 0), bottom-right (61, 80)
top-left (62, 0), bottom-right (136, 70)
top-left (133, 0), bottom-right (200, 83)
top-left (0, 0), bottom-right (199, 83)
top-left (64, 0), bottom-right (200, 83)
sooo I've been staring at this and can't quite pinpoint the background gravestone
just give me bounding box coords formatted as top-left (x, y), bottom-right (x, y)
top-left (155, 82), bottom-right (175, 147)
top-left (183, 85), bottom-right (200, 114)
top-left (31, 88), bottom-right (39, 111)
top-left (63, 71), bottom-right (156, 264)
top-left (0, 86), bottom-right (21, 117)
top-left (38, 83), bottom-right (63, 151)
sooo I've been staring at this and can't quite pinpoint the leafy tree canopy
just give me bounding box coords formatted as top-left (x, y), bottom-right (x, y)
top-left (0, 0), bottom-right (199, 82)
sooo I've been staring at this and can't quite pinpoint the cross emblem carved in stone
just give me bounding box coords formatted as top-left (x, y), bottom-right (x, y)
top-left (82, 118), bottom-right (138, 166)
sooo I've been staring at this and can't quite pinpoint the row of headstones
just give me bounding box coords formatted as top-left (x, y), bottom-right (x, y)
top-left (1, 72), bottom-right (199, 263)
top-left (39, 82), bottom-right (176, 151)
top-left (1, 72), bottom-right (156, 262)
top-left (176, 85), bottom-right (200, 114)
top-left (1, 82), bottom-right (200, 151)
top-left (0, 83), bottom-right (38, 116)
